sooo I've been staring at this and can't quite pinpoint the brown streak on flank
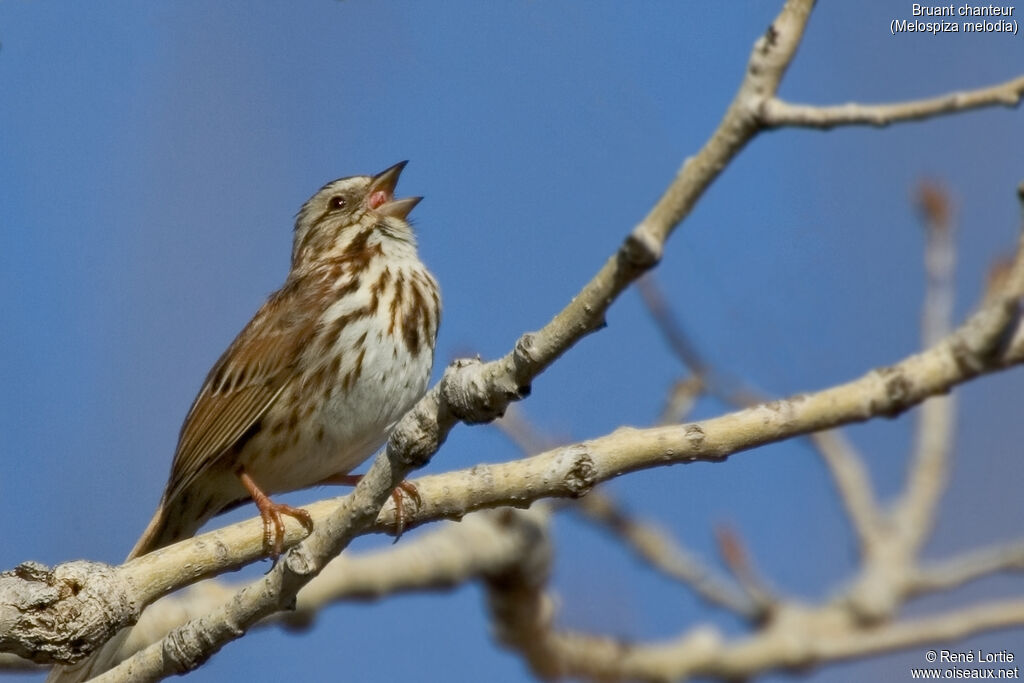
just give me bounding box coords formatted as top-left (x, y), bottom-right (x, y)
top-left (430, 299), bottom-right (439, 340)
top-left (316, 425), bottom-right (325, 443)
top-left (307, 364), bottom-right (327, 396)
top-left (370, 267), bottom-right (391, 311)
top-left (403, 283), bottom-right (425, 355)
top-left (414, 279), bottom-right (433, 348)
top-left (318, 320), bottom-right (341, 355)
top-left (354, 346), bottom-right (366, 384)
top-left (342, 346), bottom-right (366, 391)
top-left (389, 274), bottom-right (405, 335)
top-left (430, 287), bottom-right (440, 339)
top-left (328, 353), bottom-right (342, 379)
top-left (411, 268), bottom-right (441, 343)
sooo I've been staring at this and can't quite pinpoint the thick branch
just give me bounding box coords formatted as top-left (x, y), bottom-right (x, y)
top-left (91, 510), bottom-right (550, 670)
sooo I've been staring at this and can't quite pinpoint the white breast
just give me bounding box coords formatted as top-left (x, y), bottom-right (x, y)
top-left (241, 256), bottom-right (438, 494)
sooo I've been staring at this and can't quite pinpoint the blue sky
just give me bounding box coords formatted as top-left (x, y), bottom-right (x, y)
top-left (1, 2), bottom-right (1023, 681)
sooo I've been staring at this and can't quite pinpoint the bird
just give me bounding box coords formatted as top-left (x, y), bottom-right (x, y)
top-left (48, 160), bottom-right (440, 682)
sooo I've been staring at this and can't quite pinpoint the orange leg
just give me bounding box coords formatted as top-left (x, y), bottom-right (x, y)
top-left (239, 470), bottom-right (314, 558)
top-left (319, 474), bottom-right (421, 538)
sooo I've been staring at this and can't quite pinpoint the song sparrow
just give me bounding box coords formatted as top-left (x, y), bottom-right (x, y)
top-left (48, 162), bottom-right (439, 681)
top-left (126, 159), bottom-right (440, 559)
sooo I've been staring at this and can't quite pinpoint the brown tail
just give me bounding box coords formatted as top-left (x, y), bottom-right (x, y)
top-left (127, 499), bottom-right (177, 559)
top-left (128, 488), bottom-right (223, 559)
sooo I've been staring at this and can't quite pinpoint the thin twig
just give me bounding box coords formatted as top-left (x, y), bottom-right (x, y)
top-left (575, 493), bottom-right (759, 617)
top-left (894, 182), bottom-right (957, 553)
top-left (495, 595), bottom-right (1024, 681)
top-left (714, 525), bottom-right (776, 614)
top-left (909, 542), bottom-right (1024, 596)
top-left (761, 74), bottom-right (1024, 129)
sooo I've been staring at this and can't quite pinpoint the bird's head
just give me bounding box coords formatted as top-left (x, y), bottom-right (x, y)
top-left (293, 161), bottom-right (422, 268)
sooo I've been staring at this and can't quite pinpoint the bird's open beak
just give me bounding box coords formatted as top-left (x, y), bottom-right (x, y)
top-left (368, 161), bottom-right (423, 220)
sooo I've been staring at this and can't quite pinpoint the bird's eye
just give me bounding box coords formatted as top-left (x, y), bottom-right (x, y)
top-left (328, 196), bottom-right (347, 210)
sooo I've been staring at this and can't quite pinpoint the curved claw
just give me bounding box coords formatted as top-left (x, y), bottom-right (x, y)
top-left (317, 473), bottom-right (422, 540)
top-left (239, 470), bottom-right (314, 558)
top-left (391, 481), bottom-right (422, 542)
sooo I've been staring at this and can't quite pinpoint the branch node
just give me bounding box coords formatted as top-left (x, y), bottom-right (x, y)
top-left (562, 446), bottom-right (598, 497)
top-left (163, 616), bottom-right (230, 676)
top-left (438, 355), bottom-right (533, 428)
top-left (949, 336), bottom-right (987, 376)
top-left (622, 229), bottom-right (663, 269)
top-left (387, 391), bottom-right (445, 469)
top-left (761, 22), bottom-right (780, 52)
top-left (0, 560), bottom-right (134, 665)
top-left (514, 332), bottom-right (538, 366)
top-left (684, 423), bottom-right (707, 452)
top-left (282, 545), bottom-right (317, 578)
top-left (871, 366), bottom-right (914, 418)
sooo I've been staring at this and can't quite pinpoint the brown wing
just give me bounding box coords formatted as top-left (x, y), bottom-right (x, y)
top-left (163, 278), bottom-right (320, 505)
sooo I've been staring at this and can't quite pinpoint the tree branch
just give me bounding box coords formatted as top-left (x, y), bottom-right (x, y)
top-left (493, 593), bottom-right (1024, 681)
top-left (573, 493), bottom-right (757, 618)
top-left (761, 74), bottom-right (1024, 129)
top-left (74, 510), bottom-right (550, 671)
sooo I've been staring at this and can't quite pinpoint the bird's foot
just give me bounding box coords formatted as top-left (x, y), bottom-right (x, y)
top-left (319, 474), bottom-right (421, 540)
top-left (239, 470), bottom-right (314, 558)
